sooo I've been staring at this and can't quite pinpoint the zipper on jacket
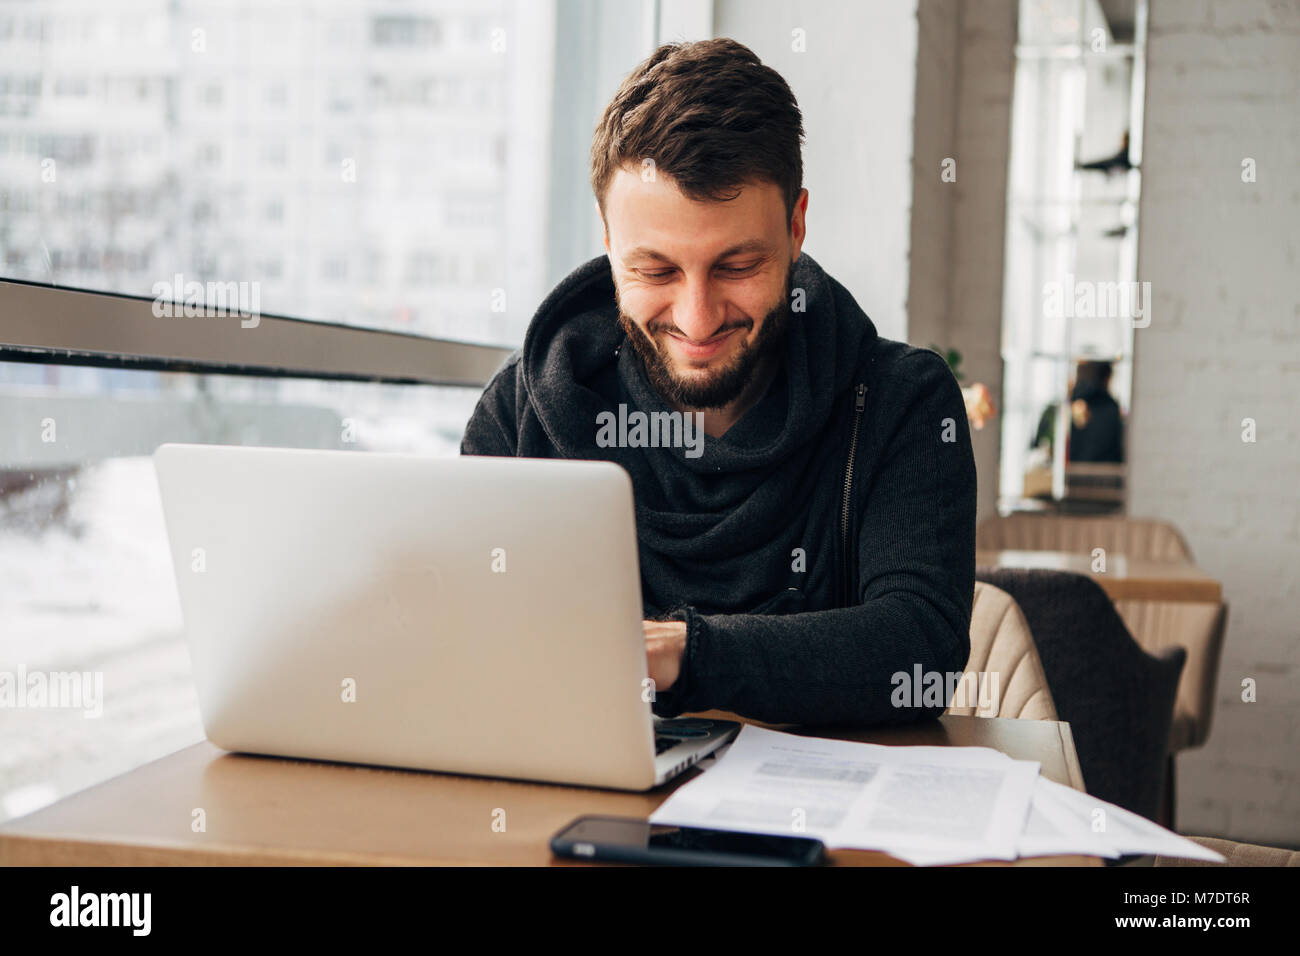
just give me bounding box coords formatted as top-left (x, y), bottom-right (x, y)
top-left (840, 383), bottom-right (867, 606)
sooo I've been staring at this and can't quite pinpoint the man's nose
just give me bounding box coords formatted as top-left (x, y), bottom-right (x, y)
top-left (671, 277), bottom-right (726, 342)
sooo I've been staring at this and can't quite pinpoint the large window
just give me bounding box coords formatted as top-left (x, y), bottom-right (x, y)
top-left (0, 0), bottom-right (586, 821)
top-left (999, 0), bottom-right (1145, 511)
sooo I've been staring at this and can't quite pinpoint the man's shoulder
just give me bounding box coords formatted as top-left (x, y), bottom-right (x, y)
top-left (858, 336), bottom-right (961, 396)
top-left (461, 347), bottom-right (525, 456)
top-left (481, 347), bottom-right (524, 399)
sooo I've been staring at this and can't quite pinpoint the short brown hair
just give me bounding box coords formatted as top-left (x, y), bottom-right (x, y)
top-left (590, 38), bottom-right (805, 220)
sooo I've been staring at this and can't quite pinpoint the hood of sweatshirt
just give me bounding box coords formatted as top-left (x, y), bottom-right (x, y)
top-left (519, 252), bottom-right (879, 610)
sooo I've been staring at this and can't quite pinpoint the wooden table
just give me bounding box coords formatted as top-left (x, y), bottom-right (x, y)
top-left (976, 549), bottom-right (1222, 603)
top-left (0, 711), bottom-right (1099, 867)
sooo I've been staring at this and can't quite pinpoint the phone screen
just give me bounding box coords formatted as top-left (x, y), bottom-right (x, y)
top-left (554, 815), bottom-right (825, 865)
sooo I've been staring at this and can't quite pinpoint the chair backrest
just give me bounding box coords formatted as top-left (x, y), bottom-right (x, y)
top-left (977, 514), bottom-right (1194, 562)
top-left (1112, 599), bottom-right (1228, 752)
top-left (975, 567), bottom-right (1186, 822)
top-left (947, 583), bottom-right (1058, 720)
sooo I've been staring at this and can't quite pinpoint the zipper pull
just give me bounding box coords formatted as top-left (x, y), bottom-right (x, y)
top-left (855, 383), bottom-right (866, 412)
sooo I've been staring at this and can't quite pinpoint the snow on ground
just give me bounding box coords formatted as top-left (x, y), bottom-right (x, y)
top-left (0, 457), bottom-right (205, 823)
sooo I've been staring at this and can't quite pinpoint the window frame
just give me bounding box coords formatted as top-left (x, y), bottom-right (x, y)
top-left (0, 278), bottom-right (512, 387)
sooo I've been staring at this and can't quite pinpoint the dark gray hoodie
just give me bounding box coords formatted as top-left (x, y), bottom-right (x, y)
top-left (460, 252), bottom-right (976, 726)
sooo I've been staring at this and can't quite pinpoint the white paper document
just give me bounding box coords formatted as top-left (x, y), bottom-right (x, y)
top-left (1029, 777), bottom-right (1225, 862)
top-left (652, 724), bottom-right (1226, 865)
top-left (651, 724), bottom-right (1040, 862)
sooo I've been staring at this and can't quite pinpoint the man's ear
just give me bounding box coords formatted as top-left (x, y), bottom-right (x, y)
top-left (596, 200), bottom-right (610, 254)
top-left (789, 189), bottom-right (809, 261)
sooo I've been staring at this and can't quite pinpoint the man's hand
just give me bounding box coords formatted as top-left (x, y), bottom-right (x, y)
top-left (643, 619), bottom-right (687, 693)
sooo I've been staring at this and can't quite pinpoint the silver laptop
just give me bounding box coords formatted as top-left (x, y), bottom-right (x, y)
top-left (153, 442), bottom-right (737, 790)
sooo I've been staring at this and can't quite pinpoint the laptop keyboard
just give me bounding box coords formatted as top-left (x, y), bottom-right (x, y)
top-left (654, 718), bottom-right (717, 756)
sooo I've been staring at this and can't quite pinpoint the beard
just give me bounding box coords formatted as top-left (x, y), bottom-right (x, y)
top-left (616, 267), bottom-right (793, 411)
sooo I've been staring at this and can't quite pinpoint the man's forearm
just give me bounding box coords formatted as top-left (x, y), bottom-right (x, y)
top-left (655, 596), bottom-right (970, 726)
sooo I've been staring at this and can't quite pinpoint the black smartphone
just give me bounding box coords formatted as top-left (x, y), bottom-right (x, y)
top-left (550, 815), bottom-right (826, 866)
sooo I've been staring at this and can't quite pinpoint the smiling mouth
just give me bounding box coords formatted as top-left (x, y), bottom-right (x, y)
top-left (663, 327), bottom-right (743, 361)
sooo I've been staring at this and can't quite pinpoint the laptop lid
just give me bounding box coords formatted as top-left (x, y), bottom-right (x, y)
top-left (153, 443), bottom-right (659, 790)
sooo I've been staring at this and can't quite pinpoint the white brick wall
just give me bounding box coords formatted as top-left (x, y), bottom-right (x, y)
top-left (1130, 0), bottom-right (1300, 846)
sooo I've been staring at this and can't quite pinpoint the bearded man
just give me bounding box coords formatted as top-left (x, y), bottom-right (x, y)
top-left (461, 38), bottom-right (976, 726)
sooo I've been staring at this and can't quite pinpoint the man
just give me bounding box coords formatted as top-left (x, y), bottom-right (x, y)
top-left (1068, 360), bottom-right (1125, 463)
top-left (461, 38), bottom-right (976, 726)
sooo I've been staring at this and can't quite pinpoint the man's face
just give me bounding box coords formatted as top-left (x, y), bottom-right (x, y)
top-left (602, 169), bottom-right (808, 410)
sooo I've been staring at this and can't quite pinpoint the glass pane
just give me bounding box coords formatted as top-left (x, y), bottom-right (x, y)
top-left (0, 0), bottom-right (551, 346)
top-left (0, 360), bottom-right (480, 821)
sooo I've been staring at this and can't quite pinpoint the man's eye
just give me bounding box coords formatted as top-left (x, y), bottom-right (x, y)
top-left (638, 269), bottom-right (674, 280)
top-left (717, 263), bottom-right (759, 276)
